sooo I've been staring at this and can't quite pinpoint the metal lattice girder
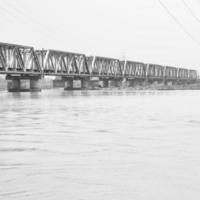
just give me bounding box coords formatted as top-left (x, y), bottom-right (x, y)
top-left (123, 61), bottom-right (146, 77)
top-left (135, 62), bottom-right (146, 77)
top-left (178, 68), bottom-right (189, 79)
top-left (147, 64), bottom-right (164, 78)
top-left (86, 56), bottom-right (94, 74)
top-left (88, 56), bottom-right (122, 76)
top-left (165, 66), bottom-right (178, 79)
top-left (0, 42), bottom-right (198, 82)
top-left (189, 69), bottom-right (198, 80)
top-left (0, 42), bottom-right (41, 73)
top-left (36, 49), bottom-right (89, 75)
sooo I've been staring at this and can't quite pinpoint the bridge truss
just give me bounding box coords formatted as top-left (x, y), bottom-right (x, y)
top-left (0, 42), bottom-right (198, 82)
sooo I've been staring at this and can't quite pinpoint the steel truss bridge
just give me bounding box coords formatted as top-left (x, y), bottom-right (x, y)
top-left (0, 42), bottom-right (198, 82)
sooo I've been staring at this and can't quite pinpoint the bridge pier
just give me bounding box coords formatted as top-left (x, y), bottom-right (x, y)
top-left (164, 79), bottom-right (178, 86)
top-left (63, 77), bottom-right (101, 90)
top-left (102, 79), bottom-right (109, 88)
top-left (108, 79), bottom-right (123, 88)
top-left (121, 78), bottom-right (128, 88)
top-left (6, 75), bottom-right (41, 92)
top-left (126, 79), bottom-right (144, 87)
top-left (126, 79), bottom-right (134, 87)
top-left (7, 78), bottom-right (20, 92)
top-left (165, 81), bottom-right (173, 86)
top-left (81, 79), bottom-right (89, 89)
top-left (81, 77), bottom-right (100, 89)
top-left (152, 80), bottom-right (159, 86)
top-left (64, 79), bottom-right (74, 90)
top-left (30, 78), bottom-right (42, 91)
top-left (53, 78), bottom-right (65, 88)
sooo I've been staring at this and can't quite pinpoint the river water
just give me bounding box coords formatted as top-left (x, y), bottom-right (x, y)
top-left (0, 89), bottom-right (200, 200)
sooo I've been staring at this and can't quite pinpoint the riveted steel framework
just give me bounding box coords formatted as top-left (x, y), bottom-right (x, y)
top-left (165, 66), bottom-right (178, 80)
top-left (0, 42), bottom-right (40, 74)
top-left (0, 42), bottom-right (198, 82)
top-left (36, 49), bottom-right (90, 76)
top-left (122, 61), bottom-right (146, 78)
top-left (87, 56), bottom-right (122, 77)
top-left (147, 64), bottom-right (164, 80)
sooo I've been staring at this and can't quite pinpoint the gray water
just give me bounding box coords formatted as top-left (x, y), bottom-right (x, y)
top-left (0, 89), bottom-right (200, 200)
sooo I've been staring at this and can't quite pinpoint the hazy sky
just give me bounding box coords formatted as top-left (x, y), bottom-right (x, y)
top-left (1, 0), bottom-right (200, 70)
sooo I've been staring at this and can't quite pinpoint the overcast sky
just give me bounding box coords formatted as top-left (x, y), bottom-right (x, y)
top-left (0, 0), bottom-right (200, 70)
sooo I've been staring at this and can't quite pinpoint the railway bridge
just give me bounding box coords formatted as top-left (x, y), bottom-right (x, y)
top-left (0, 42), bottom-right (198, 92)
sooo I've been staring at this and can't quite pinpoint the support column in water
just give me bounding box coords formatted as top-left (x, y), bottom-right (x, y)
top-left (7, 77), bottom-right (21, 92)
top-left (64, 79), bottom-right (74, 90)
top-left (81, 79), bottom-right (89, 89)
top-left (81, 77), bottom-right (101, 89)
top-left (102, 79), bottom-right (109, 88)
top-left (53, 78), bottom-right (65, 88)
top-left (6, 75), bottom-right (42, 92)
top-left (108, 79), bottom-right (123, 87)
top-left (30, 77), bottom-right (42, 91)
top-left (126, 79), bottom-right (134, 87)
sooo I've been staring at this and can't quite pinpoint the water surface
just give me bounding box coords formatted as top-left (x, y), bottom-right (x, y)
top-left (0, 89), bottom-right (200, 200)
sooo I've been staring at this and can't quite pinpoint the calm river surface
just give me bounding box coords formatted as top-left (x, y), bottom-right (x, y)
top-left (0, 89), bottom-right (200, 200)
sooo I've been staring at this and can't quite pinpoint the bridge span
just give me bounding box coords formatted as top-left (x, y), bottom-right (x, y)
top-left (0, 42), bottom-right (198, 91)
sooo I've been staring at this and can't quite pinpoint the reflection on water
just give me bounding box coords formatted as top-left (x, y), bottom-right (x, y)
top-left (0, 89), bottom-right (200, 200)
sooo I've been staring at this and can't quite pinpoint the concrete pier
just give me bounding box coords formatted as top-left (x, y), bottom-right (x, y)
top-left (53, 79), bottom-right (65, 88)
top-left (81, 79), bottom-right (89, 89)
top-left (64, 79), bottom-right (74, 90)
top-left (108, 79), bottom-right (122, 88)
top-left (102, 79), bottom-right (109, 88)
top-left (20, 79), bottom-right (31, 91)
top-left (81, 78), bottom-right (100, 89)
top-left (126, 79), bottom-right (134, 87)
top-left (6, 75), bottom-right (41, 92)
top-left (7, 78), bottom-right (21, 92)
top-left (30, 78), bottom-right (42, 91)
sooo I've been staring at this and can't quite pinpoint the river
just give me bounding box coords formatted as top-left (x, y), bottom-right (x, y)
top-left (0, 89), bottom-right (200, 200)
